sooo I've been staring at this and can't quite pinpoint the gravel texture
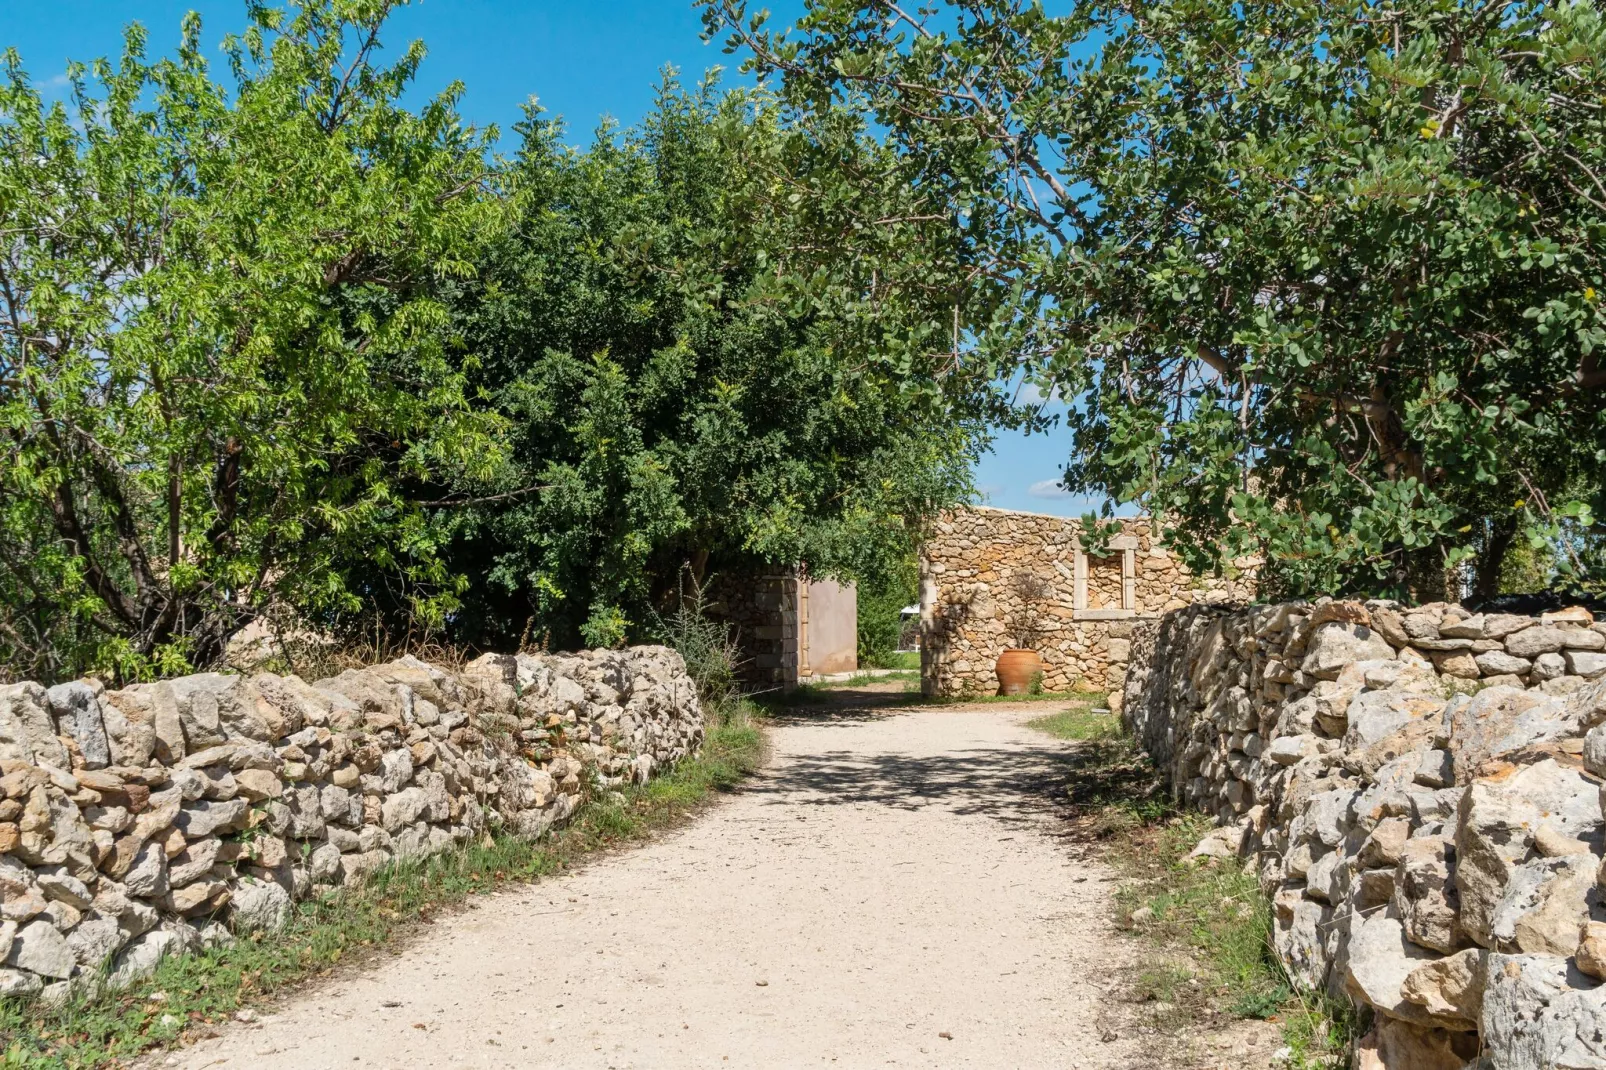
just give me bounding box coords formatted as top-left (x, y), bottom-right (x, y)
top-left (171, 701), bottom-right (1147, 1069)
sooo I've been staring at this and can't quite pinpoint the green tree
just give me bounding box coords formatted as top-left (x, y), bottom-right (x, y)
top-left (702, 0), bottom-right (1606, 599)
top-left (425, 77), bottom-right (1001, 650)
top-left (0, 0), bottom-right (504, 683)
top-left (856, 544), bottom-right (918, 666)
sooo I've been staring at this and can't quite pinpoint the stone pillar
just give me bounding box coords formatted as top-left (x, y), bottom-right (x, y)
top-left (919, 567), bottom-right (941, 697)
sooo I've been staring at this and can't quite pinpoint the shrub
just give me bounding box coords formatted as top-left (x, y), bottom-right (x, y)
top-left (651, 572), bottom-right (744, 715)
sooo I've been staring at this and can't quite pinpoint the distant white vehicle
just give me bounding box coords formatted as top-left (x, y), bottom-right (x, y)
top-left (898, 605), bottom-right (920, 651)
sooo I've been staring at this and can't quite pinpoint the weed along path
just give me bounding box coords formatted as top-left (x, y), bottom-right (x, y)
top-left (170, 696), bottom-right (1151, 1070)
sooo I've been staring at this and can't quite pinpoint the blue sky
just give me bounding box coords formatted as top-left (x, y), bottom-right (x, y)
top-left (5, 0), bottom-right (1095, 516)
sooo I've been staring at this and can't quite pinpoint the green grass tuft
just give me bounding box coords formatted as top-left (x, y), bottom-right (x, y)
top-left (1106, 812), bottom-right (1353, 1068)
top-left (1028, 709), bottom-right (1354, 1069)
top-left (941, 689), bottom-right (1103, 705)
top-left (862, 649), bottom-right (920, 670)
top-left (1025, 705), bottom-right (1120, 741)
top-left (0, 704), bottom-right (766, 1069)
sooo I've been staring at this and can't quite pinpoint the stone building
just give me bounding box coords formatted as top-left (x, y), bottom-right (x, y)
top-left (708, 569), bottom-right (858, 688)
top-left (919, 506), bottom-right (1253, 700)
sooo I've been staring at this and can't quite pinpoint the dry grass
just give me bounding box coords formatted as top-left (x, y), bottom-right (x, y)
top-left (223, 607), bottom-right (485, 682)
top-left (1026, 714), bottom-right (1358, 1069)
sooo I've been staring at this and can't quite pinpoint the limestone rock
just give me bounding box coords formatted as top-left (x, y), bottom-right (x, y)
top-left (1354, 1017), bottom-right (1479, 1070)
top-left (168, 839), bottom-right (220, 888)
top-left (36, 868), bottom-right (94, 909)
top-left (169, 673), bottom-right (271, 745)
top-left (1416, 749), bottom-right (1455, 789)
top-left (1441, 614), bottom-right (1488, 640)
top-left (1358, 817), bottom-right (1410, 870)
top-left (1343, 689), bottom-right (1445, 776)
top-left (1345, 910), bottom-right (1465, 1029)
top-left (1303, 623), bottom-right (1395, 680)
top-left (1445, 687), bottom-right (1577, 783)
top-left (1586, 725), bottom-right (1606, 779)
top-left (1565, 628), bottom-right (1606, 651)
top-left (1477, 650), bottom-right (1533, 676)
top-left (309, 841), bottom-right (342, 883)
top-left (1507, 625), bottom-right (1572, 659)
top-left (5, 919), bottom-right (75, 979)
top-left (1311, 678), bottom-right (1363, 735)
top-left (46, 682), bottom-right (111, 769)
top-left (0, 967), bottom-right (42, 998)
top-left (1274, 885), bottom-right (1333, 991)
top-left (1505, 759), bottom-right (1602, 842)
top-left (66, 918), bottom-right (127, 969)
top-left (1371, 605), bottom-right (1410, 646)
top-left (1480, 953), bottom-right (1606, 1069)
top-left (1533, 651), bottom-right (1568, 681)
top-left (229, 878), bottom-right (291, 934)
top-left (107, 929), bottom-right (182, 990)
top-left (1267, 734), bottom-right (1314, 766)
top-left (122, 841), bottom-right (169, 899)
top-left (165, 878), bottom-right (229, 915)
top-left (340, 849), bottom-right (391, 886)
top-left (234, 767), bottom-right (282, 801)
top-left (0, 683), bottom-right (69, 768)
top-left (319, 783), bottom-right (361, 827)
top-left (1578, 922), bottom-right (1606, 981)
top-left (1568, 651), bottom-right (1606, 679)
top-left (1404, 609), bottom-right (1445, 640)
top-left (1395, 838), bottom-right (1463, 955)
top-left (174, 798), bottom-right (248, 838)
top-left (377, 747), bottom-right (414, 793)
top-left (283, 784), bottom-right (325, 839)
top-left (381, 787), bottom-right (429, 833)
top-left (1456, 782), bottom-right (1542, 949)
top-left (1401, 947), bottom-right (1486, 1028)
top-left (1305, 788), bottom-right (1359, 849)
top-left (1495, 854), bottom-right (1595, 956)
top-left (1432, 650), bottom-right (1480, 679)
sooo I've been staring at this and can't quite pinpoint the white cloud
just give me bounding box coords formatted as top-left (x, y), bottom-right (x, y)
top-left (1027, 479), bottom-right (1072, 498)
top-left (1015, 379), bottom-right (1068, 407)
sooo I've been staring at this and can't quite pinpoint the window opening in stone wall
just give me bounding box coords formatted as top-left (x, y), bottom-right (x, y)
top-left (1072, 535), bottom-right (1139, 619)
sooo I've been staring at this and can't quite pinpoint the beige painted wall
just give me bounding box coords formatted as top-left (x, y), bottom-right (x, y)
top-left (710, 569), bottom-right (858, 684)
top-left (803, 578), bottom-right (858, 676)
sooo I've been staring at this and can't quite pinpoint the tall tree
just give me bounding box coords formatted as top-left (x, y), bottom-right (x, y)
top-left (423, 77), bottom-right (1004, 650)
top-left (0, 0), bottom-right (504, 683)
top-left (702, 0), bottom-right (1606, 599)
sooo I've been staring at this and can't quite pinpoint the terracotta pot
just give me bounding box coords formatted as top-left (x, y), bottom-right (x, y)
top-left (995, 648), bottom-right (1043, 696)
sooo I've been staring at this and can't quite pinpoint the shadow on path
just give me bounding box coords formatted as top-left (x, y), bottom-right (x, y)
top-left (748, 744), bottom-right (1086, 834)
top-left (753, 685), bottom-right (1101, 835)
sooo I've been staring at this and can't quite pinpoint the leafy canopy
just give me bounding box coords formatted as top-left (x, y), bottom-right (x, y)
top-left (423, 77), bottom-right (999, 651)
top-left (702, 0), bottom-right (1606, 599)
top-left (0, 0), bottom-right (505, 682)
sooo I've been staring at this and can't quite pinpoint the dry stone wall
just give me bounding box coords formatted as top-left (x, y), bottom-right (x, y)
top-left (0, 647), bottom-right (702, 1003)
top-left (1123, 599), bottom-right (1606, 1069)
top-left (920, 507), bottom-right (1253, 698)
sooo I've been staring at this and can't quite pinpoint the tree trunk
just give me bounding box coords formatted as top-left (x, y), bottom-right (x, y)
top-left (1405, 545), bottom-right (1456, 605)
top-left (1473, 516), bottom-right (1517, 602)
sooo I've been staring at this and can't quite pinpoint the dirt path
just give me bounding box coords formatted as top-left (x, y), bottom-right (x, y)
top-left (170, 697), bottom-right (1150, 1070)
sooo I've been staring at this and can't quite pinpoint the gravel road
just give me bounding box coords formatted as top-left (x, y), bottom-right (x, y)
top-left (171, 699), bottom-right (1149, 1070)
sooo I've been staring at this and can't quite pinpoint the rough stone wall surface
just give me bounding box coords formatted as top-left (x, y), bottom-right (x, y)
top-left (920, 507), bottom-right (1253, 697)
top-left (1123, 599), bottom-right (1606, 1069)
top-left (0, 646), bottom-right (702, 1003)
top-left (707, 570), bottom-right (800, 687)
